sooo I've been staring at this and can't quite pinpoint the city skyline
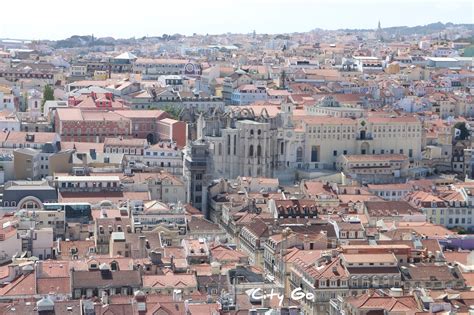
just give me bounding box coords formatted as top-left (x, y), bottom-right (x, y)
top-left (0, 0), bottom-right (472, 40)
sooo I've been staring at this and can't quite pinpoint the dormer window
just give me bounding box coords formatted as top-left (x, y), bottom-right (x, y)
top-left (110, 261), bottom-right (118, 271)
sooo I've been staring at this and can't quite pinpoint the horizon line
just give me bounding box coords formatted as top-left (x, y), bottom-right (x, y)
top-left (0, 21), bottom-right (472, 42)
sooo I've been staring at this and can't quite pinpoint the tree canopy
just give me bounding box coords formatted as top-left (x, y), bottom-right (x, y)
top-left (454, 122), bottom-right (470, 140)
top-left (161, 104), bottom-right (181, 119)
top-left (42, 85), bottom-right (54, 106)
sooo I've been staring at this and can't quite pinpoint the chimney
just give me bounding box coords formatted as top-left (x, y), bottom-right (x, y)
top-left (101, 290), bottom-right (109, 305)
top-left (67, 96), bottom-right (76, 106)
top-left (170, 255), bottom-right (175, 269)
top-left (35, 261), bottom-right (43, 278)
top-left (139, 236), bottom-right (146, 258)
top-left (81, 300), bottom-right (95, 315)
top-left (135, 291), bottom-right (146, 312)
top-left (211, 262), bottom-right (221, 275)
top-left (7, 265), bottom-right (17, 280)
top-left (173, 289), bottom-right (182, 301)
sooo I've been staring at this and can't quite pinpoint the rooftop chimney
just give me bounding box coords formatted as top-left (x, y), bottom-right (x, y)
top-left (173, 289), bottom-right (182, 301)
top-left (139, 236), bottom-right (146, 258)
top-left (101, 290), bottom-right (109, 305)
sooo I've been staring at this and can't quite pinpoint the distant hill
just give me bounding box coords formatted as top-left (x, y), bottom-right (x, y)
top-left (54, 35), bottom-right (115, 48)
top-left (383, 22), bottom-right (473, 36)
top-left (339, 22), bottom-right (473, 35)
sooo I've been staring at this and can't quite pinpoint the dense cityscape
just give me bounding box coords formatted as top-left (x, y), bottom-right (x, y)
top-left (0, 15), bottom-right (472, 315)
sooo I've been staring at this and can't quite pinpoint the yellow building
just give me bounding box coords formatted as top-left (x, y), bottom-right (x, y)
top-left (94, 70), bottom-right (108, 81)
top-left (385, 62), bottom-right (400, 74)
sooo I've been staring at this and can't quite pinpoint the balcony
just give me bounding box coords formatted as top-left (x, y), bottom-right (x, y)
top-left (356, 133), bottom-right (373, 141)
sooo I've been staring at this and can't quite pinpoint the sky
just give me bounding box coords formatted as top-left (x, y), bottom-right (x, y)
top-left (0, 0), bottom-right (472, 40)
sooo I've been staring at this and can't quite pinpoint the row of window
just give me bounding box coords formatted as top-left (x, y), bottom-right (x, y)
top-left (377, 191), bottom-right (406, 197)
top-left (430, 208), bottom-right (472, 215)
top-left (145, 151), bottom-right (176, 157)
top-left (12, 143), bottom-right (41, 149)
top-left (443, 217), bottom-right (472, 225)
top-left (66, 129), bottom-right (126, 136)
top-left (306, 126), bottom-right (421, 133)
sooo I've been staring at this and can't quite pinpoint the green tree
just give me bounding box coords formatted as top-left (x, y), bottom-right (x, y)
top-left (454, 122), bottom-right (470, 140)
top-left (161, 104), bottom-right (180, 119)
top-left (42, 85), bottom-right (54, 105)
top-left (280, 70), bottom-right (286, 89)
top-left (20, 92), bottom-right (28, 112)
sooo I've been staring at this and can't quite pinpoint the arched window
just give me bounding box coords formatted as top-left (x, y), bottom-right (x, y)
top-left (250, 129), bottom-right (254, 136)
top-left (257, 129), bottom-right (261, 135)
top-left (280, 142), bottom-right (284, 155)
top-left (257, 145), bottom-right (262, 156)
top-left (110, 261), bottom-right (118, 271)
top-left (11, 202), bottom-right (16, 207)
top-left (249, 145), bottom-right (254, 157)
top-left (4, 201), bottom-right (8, 207)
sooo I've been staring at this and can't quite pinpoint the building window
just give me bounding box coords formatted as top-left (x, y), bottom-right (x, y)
top-left (296, 147), bottom-right (303, 162)
top-left (233, 135), bottom-right (237, 155)
top-left (249, 145), bottom-right (254, 157)
top-left (311, 146), bottom-right (318, 162)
